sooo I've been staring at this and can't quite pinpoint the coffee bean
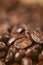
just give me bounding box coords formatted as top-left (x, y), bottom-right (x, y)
top-left (38, 51), bottom-right (43, 61)
top-left (36, 61), bottom-right (43, 65)
top-left (14, 38), bottom-right (32, 49)
top-left (32, 44), bottom-right (42, 52)
top-left (5, 51), bottom-right (13, 63)
top-left (7, 38), bottom-right (16, 47)
top-left (8, 45), bottom-right (17, 54)
top-left (25, 48), bottom-right (39, 60)
top-left (5, 45), bottom-right (17, 62)
top-left (21, 57), bottom-right (32, 65)
top-left (0, 42), bottom-right (7, 50)
top-left (0, 60), bottom-right (5, 65)
top-left (31, 29), bottom-right (43, 44)
top-left (0, 32), bottom-right (10, 43)
top-left (14, 50), bottom-right (25, 61)
top-left (17, 27), bottom-right (25, 33)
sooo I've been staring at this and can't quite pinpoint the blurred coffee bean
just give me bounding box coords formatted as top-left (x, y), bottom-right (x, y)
top-left (31, 29), bottom-right (43, 44)
top-left (17, 27), bottom-right (25, 33)
top-left (14, 50), bottom-right (25, 61)
top-left (8, 45), bottom-right (17, 54)
top-left (0, 51), bottom-right (6, 59)
top-left (32, 44), bottom-right (42, 52)
top-left (25, 48), bottom-right (39, 60)
top-left (36, 61), bottom-right (43, 65)
top-left (0, 32), bottom-right (10, 43)
top-left (7, 37), bottom-right (16, 47)
top-left (10, 62), bottom-right (19, 65)
top-left (25, 30), bottom-right (31, 38)
top-left (14, 38), bottom-right (32, 49)
top-left (5, 45), bottom-right (17, 62)
top-left (38, 51), bottom-right (43, 61)
top-left (0, 60), bottom-right (5, 65)
top-left (0, 42), bottom-right (7, 50)
top-left (2, 32), bottom-right (10, 43)
top-left (21, 57), bottom-right (32, 65)
top-left (5, 51), bottom-right (13, 63)
top-left (11, 25), bottom-right (25, 33)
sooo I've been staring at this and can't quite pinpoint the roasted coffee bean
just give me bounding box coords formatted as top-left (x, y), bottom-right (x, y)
top-left (14, 38), bottom-right (32, 49)
top-left (8, 45), bottom-right (17, 54)
top-left (38, 51), bottom-right (43, 61)
top-left (17, 27), bottom-right (25, 33)
top-left (21, 57), bottom-right (32, 65)
top-left (10, 62), bottom-right (19, 65)
top-left (25, 30), bottom-right (31, 38)
top-left (11, 25), bottom-right (25, 34)
top-left (32, 44), bottom-right (42, 52)
top-left (0, 42), bottom-right (7, 50)
top-left (7, 38), bottom-right (16, 47)
top-left (36, 61), bottom-right (43, 65)
top-left (2, 32), bottom-right (10, 43)
top-left (0, 51), bottom-right (6, 59)
top-left (0, 60), bottom-right (5, 65)
top-left (14, 50), bottom-right (25, 61)
top-left (25, 48), bottom-right (39, 60)
top-left (31, 29), bottom-right (43, 44)
top-left (5, 51), bottom-right (13, 63)
top-left (5, 45), bottom-right (17, 62)
top-left (0, 32), bottom-right (10, 43)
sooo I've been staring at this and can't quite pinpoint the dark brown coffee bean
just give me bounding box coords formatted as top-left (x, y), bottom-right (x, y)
top-left (11, 25), bottom-right (25, 34)
top-left (0, 42), bottom-right (7, 50)
top-left (5, 45), bottom-right (17, 62)
top-left (17, 27), bottom-right (25, 33)
top-left (5, 51), bottom-right (13, 63)
top-left (0, 32), bottom-right (10, 43)
top-left (32, 44), bottom-right (42, 52)
top-left (14, 38), bottom-right (32, 49)
top-left (10, 62), bottom-right (19, 65)
top-left (38, 51), bottom-right (43, 61)
top-left (31, 30), bottom-right (43, 44)
top-left (7, 37), bottom-right (16, 46)
top-left (2, 32), bottom-right (10, 43)
top-left (0, 51), bottom-right (6, 59)
top-left (14, 50), bottom-right (25, 61)
top-left (25, 48), bottom-right (39, 60)
top-left (8, 45), bottom-right (17, 54)
top-left (21, 57), bottom-right (32, 65)
top-left (0, 60), bottom-right (5, 65)
top-left (36, 61), bottom-right (43, 65)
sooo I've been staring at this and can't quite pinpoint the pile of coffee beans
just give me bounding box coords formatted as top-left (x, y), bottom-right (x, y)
top-left (0, 22), bottom-right (43, 65)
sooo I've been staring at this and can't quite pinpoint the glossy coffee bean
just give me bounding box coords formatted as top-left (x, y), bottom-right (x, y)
top-left (38, 51), bottom-right (43, 61)
top-left (7, 37), bottom-right (16, 47)
top-left (14, 38), bottom-right (32, 49)
top-left (36, 61), bottom-right (43, 65)
top-left (21, 57), bottom-right (32, 65)
top-left (25, 48), bottom-right (39, 60)
top-left (0, 51), bottom-right (6, 59)
top-left (10, 62), bottom-right (19, 65)
top-left (17, 27), bottom-right (25, 33)
top-left (0, 42), bottom-right (7, 50)
top-left (14, 50), bottom-right (25, 61)
top-left (5, 51), bottom-right (13, 63)
top-left (31, 29), bottom-right (43, 44)
top-left (5, 45), bottom-right (17, 62)
top-left (0, 60), bottom-right (5, 65)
